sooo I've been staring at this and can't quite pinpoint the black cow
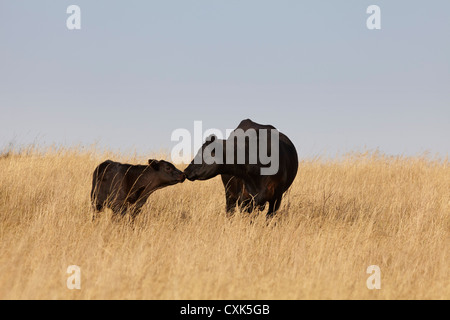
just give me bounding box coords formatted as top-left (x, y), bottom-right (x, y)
top-left (184, 119), bottom-right (298, 217)
top-left (91, 159), bottom-right (185, 219)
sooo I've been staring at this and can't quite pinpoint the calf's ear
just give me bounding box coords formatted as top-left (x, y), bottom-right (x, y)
top-left (148, 159), bottom-right (160, 170)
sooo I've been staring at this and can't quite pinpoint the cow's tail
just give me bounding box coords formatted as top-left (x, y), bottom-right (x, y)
top-left (91, 160), bottom-right (113, 212)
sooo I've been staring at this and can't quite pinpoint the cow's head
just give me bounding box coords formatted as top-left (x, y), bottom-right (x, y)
top-left (148, 159), bottom-right (186, 185)
top-left (184, 135), bottom-right (225, 181)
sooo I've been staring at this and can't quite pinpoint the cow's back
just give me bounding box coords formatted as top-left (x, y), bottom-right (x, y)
top-left (235, 119), bottom-right (298, 189)
top-left (236, 119), bottom-right (276, 132)
top-left (91, 160), bottom-right (122, 202)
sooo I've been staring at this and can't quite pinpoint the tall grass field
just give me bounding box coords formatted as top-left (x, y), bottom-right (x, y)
top-left (0, 147), bottom-right (448, 299)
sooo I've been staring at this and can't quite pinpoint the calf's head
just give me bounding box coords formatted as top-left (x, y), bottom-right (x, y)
top-left (148, 159), bottom-right (186, 185)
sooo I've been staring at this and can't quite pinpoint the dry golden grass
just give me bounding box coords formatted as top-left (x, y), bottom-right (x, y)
top-left (0, 147), bottom-right (448, 300)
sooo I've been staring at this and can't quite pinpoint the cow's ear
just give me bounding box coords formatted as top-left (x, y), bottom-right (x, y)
top-left (208, 134), bottom-right (217, 142)
top-left (148, 159), bottom-right (160, 170)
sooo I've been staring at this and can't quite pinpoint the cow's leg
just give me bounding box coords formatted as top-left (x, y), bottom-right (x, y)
top-left (252, 192), bottom-right (268, 213)
top-left (130, 202), bottom-right (144, 220)
top-left (239, 196), bottom-right (254, 213)
top-left (221, 175), bottom-right (241, 216)
top-left (93, 203), bottom-right (104, 212)
top-left (225, 195), bottom-right (238, 215)
top-left (267, 195), bottom-right (282, 218)
top-left (129, 193), bottom-right (151, 220)
top-left (91, 191), bottom-right (109, 221)
top-left (91, 203), bottom-right (103, 221)
top-left (110, 201), bottom-right (128, 220)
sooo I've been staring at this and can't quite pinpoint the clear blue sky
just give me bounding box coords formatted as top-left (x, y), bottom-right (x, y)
top-left (1, 1), bottom-right (449, 158)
